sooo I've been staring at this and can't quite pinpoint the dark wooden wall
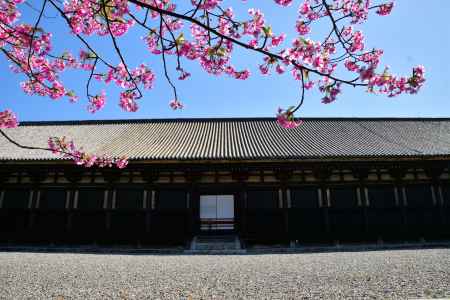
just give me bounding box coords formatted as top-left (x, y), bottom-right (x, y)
top-left (0, 186), bottom-right (190, 245)
top-left (0, 161), bottom-right (449, 246)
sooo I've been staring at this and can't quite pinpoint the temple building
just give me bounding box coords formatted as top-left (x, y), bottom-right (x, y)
top-left (0, 118), bottom-right (449, 247)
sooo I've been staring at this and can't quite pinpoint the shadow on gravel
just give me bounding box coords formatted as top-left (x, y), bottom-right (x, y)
top-left (0, 241), bottom-right (449, 256)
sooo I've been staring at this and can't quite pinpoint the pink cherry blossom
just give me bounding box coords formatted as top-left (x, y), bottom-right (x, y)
top-left (119, 91), bottom-right (139, 112)
top-left (296, 20), bottom-right (310, 35)
top-left (259, 64), bottom-right (270, 75)
top-left (276, 107), bottom-right (303, 129)
top-left (275, 64), bottom-right (285, 74)
top-left (0, 109), bottom-right (18, 128)
top-left (177, 67), bottom-right (191, 80)
top-left (191, 0), bottom-right (222, 10)
top-left (115, 157), bottom-right (129, 169)
top-left (274, 0), bottom-right (293, 7)
top-left (87, 91), bottom-right (106, 113)
top-left (169, 99), bottom-right (184, 110)
top-left (349, 31), bottom-right (365, 53)
top-left (320, 82), bottom-right (342, 104)
top-left (299, 2), bottom-right (311, 15)
top-left (48, 136), bottom-right (128, 168)
top-left (377, 3), bottom-right (394, 16)
top-left (271, 34), bottom-right (286, 46)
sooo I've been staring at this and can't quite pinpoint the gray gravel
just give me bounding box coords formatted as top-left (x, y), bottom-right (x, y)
top-left (0, 249), bottom-right (449, 299)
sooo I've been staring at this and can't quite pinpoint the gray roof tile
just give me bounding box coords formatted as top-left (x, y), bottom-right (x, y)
top-left (1, 118), bottom-right (450, 162)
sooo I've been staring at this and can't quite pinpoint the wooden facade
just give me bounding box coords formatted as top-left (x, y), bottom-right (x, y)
top-left (1, 160), bottom-right (449, 246)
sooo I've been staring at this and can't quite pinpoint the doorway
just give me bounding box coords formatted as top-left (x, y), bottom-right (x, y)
top-left (199, 195), bottom-right (234, 232)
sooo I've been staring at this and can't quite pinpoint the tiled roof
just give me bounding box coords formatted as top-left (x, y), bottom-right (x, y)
top-left (1, 118), bottom-right (450, 162)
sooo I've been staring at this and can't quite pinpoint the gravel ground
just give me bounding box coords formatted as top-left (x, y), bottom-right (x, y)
top-left (0, 249), bottom-right (449, 299)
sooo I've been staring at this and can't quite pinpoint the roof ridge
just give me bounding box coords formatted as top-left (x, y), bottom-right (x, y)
top-left (16, 117), bottom-right (450, 126)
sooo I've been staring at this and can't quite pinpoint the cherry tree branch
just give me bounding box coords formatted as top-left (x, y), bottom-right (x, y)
top-left (126, 0), bottom-right (366, 87)
top-left (86, 57), bottom-right (99, 98)
top-left (292, 70), bottom-right (306, 114)
top-left (48, 0), bottom-right (116, 69)
top-left (27, 0), bottom-right (47, 72)
top-left (0, 128), bottom-right (53, 152)
top-left (0, 127), bottom-right (128, 168)
top-left (159, 14), bottom-right (178, 101)
top-left (101, 0), bottom-right (142, 98)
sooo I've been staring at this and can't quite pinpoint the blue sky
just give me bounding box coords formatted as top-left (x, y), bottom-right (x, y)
top-left (1, 0), bottom-right (449, 121)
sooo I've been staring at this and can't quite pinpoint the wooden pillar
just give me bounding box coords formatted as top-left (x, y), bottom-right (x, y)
top-left (186, 183), bottom-right (196, 238)
top-left (27, 168), bottom-right (48, 241)
top-left (323, 187), bottom-right (331, 241)
top-left (107, 189), bottom-right (114, 230)
top-left (64, 168), bottom-right (83, 236)
top-left (192, 186), bottom-right (201, 236)
top-left (142, 189), bottom-right (150, 235)
top-left (425, 166), bottom-right (445, 239)
top-left (102, 169), bottom-right (121, 244)
top-left (390, 166), bottom-right (407, 239)
top-left (0, 169), bottom-right (6, 183)
top-left (0, 170), bottom-right (8, 204)
top-left (69, 189), bottom-right (79, 234)
top-left (185, 171), bottom-right (194, 239)
top-left (353, 167), bottom-right (370, 241)
top-left (443, 173), bottom-right (450, 239)
top-left (240, 184), bottom-right (247, 239)
top-left (275, 168), bottom-right (293, 241)
top-left (29, 183), bottom-right (38, 233)
top-left (233, 168), bottom-right (249, 239)
top-left (285, 188), bottom-right (291, 240)
top-left (142, 168), bottom-right (159, 241)
top-left (313, 166), bottom-right (331, 243)
top-left (147, 189), bottom-right (155, 234)
top-left (186, 170), bottom-right (200, 237)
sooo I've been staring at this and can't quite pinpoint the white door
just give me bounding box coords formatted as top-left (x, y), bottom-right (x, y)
top-left (217, 195), bottom-right (234, 219)
top-left (200, 195), bottom-right (234, 231)
top-left (200, 195), bottom-right (216, 219)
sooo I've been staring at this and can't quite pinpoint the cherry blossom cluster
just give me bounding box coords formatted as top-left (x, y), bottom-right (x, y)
top-left (87, 91), bottom-right (106, 113)
top-left (93, 62), bottom-right (156, 91)
top-left (275, 0), bottom-right (294, 7)
top-left (276, 107), bottom-right (303, 128)
top-left (48, 136), bottom-right (128, 168)
top-left (90, 63), bottom-right (156, 112)
top-left (0, 109), bottom-right (18, 128)
top-left (191, 0), bottom-right (222, 10)
top-left (169, 99), bottom-right (183, 110)
top-left (0, 0), bottom-right (80, 102)
top-left (64, 0), bottom-right (135, 36)
top-left (4, 24), bottom-right (78, 102)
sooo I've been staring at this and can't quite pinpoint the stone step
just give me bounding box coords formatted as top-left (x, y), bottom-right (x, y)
top-left (196, 237), bottom-right (236, 243)
top-left (194, 243), bottom-right (238, 250)
top-left (184, 249), bottom-right (247, 255)
top-left (190, 235), bottom-right (242, 251)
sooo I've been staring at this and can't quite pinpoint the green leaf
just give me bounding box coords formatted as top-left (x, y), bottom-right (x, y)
top-left (175, 33), bottom-right (185, 45)
top-left (216, 47), bottom-right (227, 57)
top-left (303, 70), bottom-right (309, 80)
top-left (65, 90), bottom-right (76, 97)
top-left (263, 26), bottom-right (273, 37)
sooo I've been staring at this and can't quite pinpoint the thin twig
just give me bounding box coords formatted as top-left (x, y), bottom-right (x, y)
top-left (102, 0), bottom-right (142, 98)
top-left (48, 0), bottom-right (116, 69)
top-left (127, 0), bottom-right (366, 87)
top-left (27, 0), bottom-right (48, 77)
top-left (159, 14), bottom-right (178, 101)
